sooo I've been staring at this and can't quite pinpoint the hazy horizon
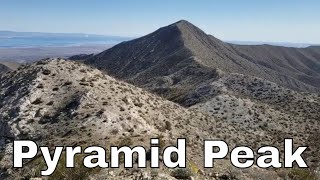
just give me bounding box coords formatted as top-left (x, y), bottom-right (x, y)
top-left (0, 29), bottom-right (319, 48)
top-left (1, 0), bottom-right (320, 44)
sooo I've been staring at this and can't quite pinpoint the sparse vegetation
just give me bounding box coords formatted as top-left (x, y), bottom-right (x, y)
top-left (171, 168), bottom-right (193, 179)
top-left (32, 98), bottom-right (43, 105)
top-left (42, 69), bottom-right (51, 75)
top-left (63, 81), bottom-right (73, 86)
top-left (165, 121), bottom-right (172, 131)
top-left (27, 153), bottom-right (101, 180)
top-left (288, 168), bottom-right (317, 180)
top-left (1, 57), bottom-right (319, 180)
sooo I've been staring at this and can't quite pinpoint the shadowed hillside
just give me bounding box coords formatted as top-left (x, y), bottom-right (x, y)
top-left (0, 61), bottom-right (20, 74)
top-left (85, 20), bottom-right (320, 98)
top-left (0, 64), bottom-right (10, 74)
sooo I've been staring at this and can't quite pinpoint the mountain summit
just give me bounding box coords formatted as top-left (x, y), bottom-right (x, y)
top-left (85, 20), bottom-right (320, 100)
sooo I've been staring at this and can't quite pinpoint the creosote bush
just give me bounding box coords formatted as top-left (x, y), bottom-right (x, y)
top-left (32, 98), bottom-right (43, 105)
top-left (165, 121), bottom-right (172, 131)
top-left (171, 168), bottom-right (193, 179)
top-left (42, 69), bottom-right (51, 75)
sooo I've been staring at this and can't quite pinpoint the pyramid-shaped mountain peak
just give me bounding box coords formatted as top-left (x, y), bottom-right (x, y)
top-left (85, 20), bottom-right (320, 95)
top-left (171, 19), bottom-right (196, 27)
top-left (163, 20), bottom-right (208, 37)
top-left (84, 20), bottom-right (233, 86)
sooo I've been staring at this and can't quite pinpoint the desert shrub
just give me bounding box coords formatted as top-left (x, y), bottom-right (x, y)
top-left (119, 106), bottom-right (125, 111)
top-left (46, 101), bottom-right (54, 105)
top-left (80, 77), bottom-right (86, 82)
top-left (79, 82), bottom-right (89, 86)
top-left (80, 69), bottom-right (86, 73)
top-left (42, 69), bottom-right (51, 75)
top-left (36, 84), bottom-right (44, 88)
top-left (171, 168), bottom-right (193, 179)
top-left (121, 97), bottom-right (129, 105)
top-left (63, 81), bottom-right (73, 86)
top-left (26, 119), bottom-right (35, 124)
top-left (96, 109), bottom-right (105, 116)
top-left (52, 87), bottom-right (59, 91)
top-left (288, 168), bottom-right (317, 180)
top-left (32, 98), bottom-right (43, 105)
top-left (165, 121), bottom-right (172, 131)
top-left (110, 128), bottom-right (119, 135)
top-left (102, 101), bottom-right (108, 105)
top-left (38, 115), bottom-right (53, 124)
top-left (133, 101), bottom-right (143, 107)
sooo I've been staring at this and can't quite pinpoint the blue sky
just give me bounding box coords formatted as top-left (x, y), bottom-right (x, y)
top-left (0, 0), bottom-right (319, 43)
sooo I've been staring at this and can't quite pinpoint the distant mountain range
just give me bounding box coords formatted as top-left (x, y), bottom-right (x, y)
top-left (227, 40), bottom-right (320, 48)
top-left (0, 31), bottom-right (132, 48)
top-left (1, 30), bottom-right (319, 48)
top-left (0, 30), bottom-right (129, 39)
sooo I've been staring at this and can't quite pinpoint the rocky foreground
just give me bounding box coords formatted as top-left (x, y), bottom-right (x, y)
top-left (0, 59), bottom-right (319, 179)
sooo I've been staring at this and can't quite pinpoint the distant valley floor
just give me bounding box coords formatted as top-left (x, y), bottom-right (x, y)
top-left (0, 44), bottom-right (111, 62)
